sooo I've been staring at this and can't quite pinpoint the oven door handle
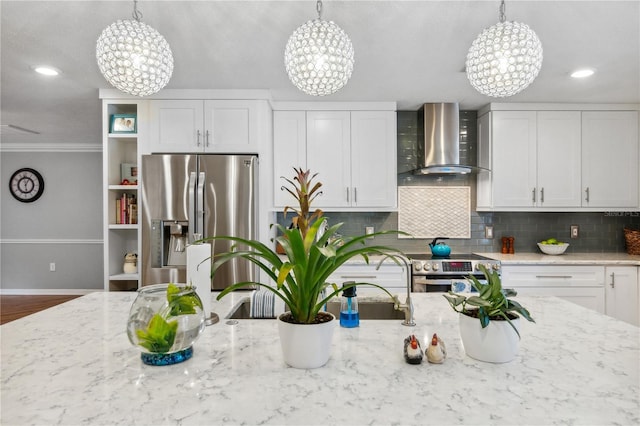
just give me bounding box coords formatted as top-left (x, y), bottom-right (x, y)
top-left (412, 277), bottom-right (454, 286)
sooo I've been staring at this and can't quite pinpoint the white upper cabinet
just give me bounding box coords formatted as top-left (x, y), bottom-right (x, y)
top-left (477, 104), bottom-right (639, 211)
top-left (350, 111), bottom-right (398, 208)
top-left (582, 111), bottom-right (639, 208)
top-left (537, 111), bottom-right (582, 207)
top-left (491, 111), bottom-right (538, 207)
top-left (149, 100), bottom-right (262, 153)
top-left (273, 111), bottom-right (307, 206)
top-left (273, 105), bottom-right (397, 210)
top-left (486, 110), bottom-right (581, 208)
top-left (306, 111), bottom-right (352, 207)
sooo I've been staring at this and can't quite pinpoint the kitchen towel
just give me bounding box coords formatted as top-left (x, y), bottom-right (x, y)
top-left (398, 186), bottom-right (470, 239)
top-left (186, 243), bottom-right (212, 319)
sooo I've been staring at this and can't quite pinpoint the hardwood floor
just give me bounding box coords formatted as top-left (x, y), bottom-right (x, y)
top-left (0, 295), bottom-right (81, 325)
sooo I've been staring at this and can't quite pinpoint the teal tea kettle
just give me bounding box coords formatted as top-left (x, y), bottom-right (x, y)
top-left (429, 237), bottom-right (451, 257)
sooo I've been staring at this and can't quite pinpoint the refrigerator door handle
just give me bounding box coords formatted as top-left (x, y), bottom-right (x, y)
top-left (197, 172), bottom-right (205, 238)
top-left (188, 172), bottom-right (197, 243)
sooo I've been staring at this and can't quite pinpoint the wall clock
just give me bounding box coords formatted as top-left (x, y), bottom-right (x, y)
top-left (9, 168), bottom-right (45, 203)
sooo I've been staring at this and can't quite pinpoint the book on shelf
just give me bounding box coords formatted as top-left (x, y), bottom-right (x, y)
top-left (115, 193), bottom-right (137, 225)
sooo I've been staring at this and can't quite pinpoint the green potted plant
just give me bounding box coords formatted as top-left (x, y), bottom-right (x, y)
top-left (443, 265), bottom-right (535, 363)
top-left (210, 168), bottom-right (406, 368)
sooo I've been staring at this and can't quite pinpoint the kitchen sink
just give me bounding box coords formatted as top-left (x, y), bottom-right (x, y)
top-left (226, 298), bottom-right (405, 320)
top-left (325, 300), bottom-right (406, 320)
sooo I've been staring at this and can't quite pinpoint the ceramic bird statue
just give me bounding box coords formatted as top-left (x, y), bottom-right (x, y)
top-left (426, 333), bottom-right (446, 364)
top-left (403, 335), bottom-right (423, 364)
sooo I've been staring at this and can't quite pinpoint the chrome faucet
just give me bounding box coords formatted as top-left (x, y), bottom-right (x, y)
top-left (392, 256), bottom-right (416, 326)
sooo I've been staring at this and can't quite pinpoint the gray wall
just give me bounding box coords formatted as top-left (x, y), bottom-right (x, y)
top-left (277, 111), bottom-right (640, 255)
top-left (1, 151), bottom-right (103, 292)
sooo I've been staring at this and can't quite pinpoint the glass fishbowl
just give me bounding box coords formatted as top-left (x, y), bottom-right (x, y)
top-left (127, 283), bottom-right (206, 366)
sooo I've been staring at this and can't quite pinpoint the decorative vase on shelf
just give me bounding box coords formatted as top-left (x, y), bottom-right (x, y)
top-left (126, 283), bottom-right (206, 366)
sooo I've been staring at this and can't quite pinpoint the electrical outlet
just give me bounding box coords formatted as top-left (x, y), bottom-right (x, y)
top-left (365, 226), bottom-right (375, 239)
top-left (49, 262), bottom-right (56, 272)
top-left (485, 226), bottom-right (494, 239)
top-left (571, 225), bottom-right (579, 239)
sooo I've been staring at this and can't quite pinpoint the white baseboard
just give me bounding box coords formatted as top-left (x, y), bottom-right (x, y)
top-left (0, 288), bottom-right (101, 296)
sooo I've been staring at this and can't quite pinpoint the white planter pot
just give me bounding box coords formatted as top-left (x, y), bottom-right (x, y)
top-left (277, 312), bottom-right (336, 369)
top-left (458, 312), bottom-right (521, 363)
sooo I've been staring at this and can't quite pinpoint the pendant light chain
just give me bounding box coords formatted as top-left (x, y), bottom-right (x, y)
top-left (132, 0), bottom-right (143, 22)
top-left (316, 0), bottom-right (323, 20)
top-left (499, 0), bottom-right (506, 23)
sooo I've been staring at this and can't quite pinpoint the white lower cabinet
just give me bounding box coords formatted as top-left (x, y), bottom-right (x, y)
top-left (501, 265), bottom-right (605, 313)
top-left (326, 262), bottom-right (407, 295)
top-left (604, 266), bottom-right (639, 326)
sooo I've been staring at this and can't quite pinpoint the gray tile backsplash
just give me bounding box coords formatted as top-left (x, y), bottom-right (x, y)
top-left (276, 111), bottom-right (640, 255)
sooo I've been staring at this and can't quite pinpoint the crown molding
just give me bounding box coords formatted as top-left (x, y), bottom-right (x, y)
top-left (0, 143), bottom-right (101, 153)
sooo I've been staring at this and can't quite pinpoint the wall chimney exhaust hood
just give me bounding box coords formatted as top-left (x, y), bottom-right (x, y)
top-left (413, 103), bottom-right (485, 175)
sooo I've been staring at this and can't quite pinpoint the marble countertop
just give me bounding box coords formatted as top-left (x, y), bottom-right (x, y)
top-left (2, 291), bottom-right (639, 425)
top-left (477, 252), bottom-right (640, 266)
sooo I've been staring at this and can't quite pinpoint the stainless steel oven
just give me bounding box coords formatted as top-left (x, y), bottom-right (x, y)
top-left (408, 254), bottom-right (500, 293)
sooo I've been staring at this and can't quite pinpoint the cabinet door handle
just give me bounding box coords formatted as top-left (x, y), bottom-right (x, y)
top-left (610, 272), bottom-right (615, 288)
top-left (196, 130), bottom-right (202, 147)
top-left (354, 187), bottom-right (357, 203)
top-left (205, 130), bottom-right (210, 147)
top-left (339, 275), bottom-right (377, 279)
top-left (540, 187), bottom-right (544, 203)
top-left (585, 187), bottom-right (590, 202)
top-left (346, 187), bottom-right (349, 202)
top-left (532, 188), bottom-right (536, 203)
top-left (535, 275), bottom-right (573, 279)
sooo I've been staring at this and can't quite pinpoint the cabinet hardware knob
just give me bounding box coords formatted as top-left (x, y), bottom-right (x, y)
top-left (540, 187), bottom-right (544, 203)
top-left (585, 187), bottom-right (590, 202)
top-left (532, 188), bottom-right (536, 203)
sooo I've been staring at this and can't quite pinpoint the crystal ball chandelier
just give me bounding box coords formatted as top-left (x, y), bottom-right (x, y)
top-left (284, 0), bottom-right (355, 96)
top-left (466, 0), bottom-right (543, 98)
top-left (96, 1), bottom-right (173, 97)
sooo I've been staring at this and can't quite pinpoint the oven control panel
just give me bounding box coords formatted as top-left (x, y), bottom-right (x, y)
top-left (442, 261), bottom-right (472, 273)
top-left (411, 258), bottom-right (500, 276)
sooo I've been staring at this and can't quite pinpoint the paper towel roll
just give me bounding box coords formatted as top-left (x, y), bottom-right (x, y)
top-left (186, 243), bottom-right (212, 319)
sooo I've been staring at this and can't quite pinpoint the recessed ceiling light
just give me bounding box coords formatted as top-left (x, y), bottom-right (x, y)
top-left (570, 68), bottom-right (595, 78)
top-left (33, 66), bottom-right (60, 76)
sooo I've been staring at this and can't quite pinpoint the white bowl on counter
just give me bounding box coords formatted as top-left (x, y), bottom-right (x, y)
top-left (537, 242), bottom-right (569, 255)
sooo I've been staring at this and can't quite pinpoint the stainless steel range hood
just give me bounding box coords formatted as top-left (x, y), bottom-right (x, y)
top-left (414, 103), bottom-right (482, 175)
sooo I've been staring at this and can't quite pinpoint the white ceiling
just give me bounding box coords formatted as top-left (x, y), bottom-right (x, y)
top-left (1, 0), bottom-right (639, 146)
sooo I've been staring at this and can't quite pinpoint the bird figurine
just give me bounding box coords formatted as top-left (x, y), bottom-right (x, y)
top-left (426, 333), bottom-right (446, 364)
top-left (403, 335), bottom-right (423, 364)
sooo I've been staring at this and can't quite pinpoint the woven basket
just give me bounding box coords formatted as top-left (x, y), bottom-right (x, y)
top-left (624, 228), bottom-right (640, 255)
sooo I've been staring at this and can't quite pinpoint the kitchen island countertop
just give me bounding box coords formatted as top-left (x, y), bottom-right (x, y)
top-left (1, 291), bottom-right (638, 425)
top-left (477, 252), bottom-right (640, 265)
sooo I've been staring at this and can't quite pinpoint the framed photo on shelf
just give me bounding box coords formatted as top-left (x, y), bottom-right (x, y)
top-left (120, 163), bottom-right (138, 185)
top-left (110, 114), bottom-right (137, 133)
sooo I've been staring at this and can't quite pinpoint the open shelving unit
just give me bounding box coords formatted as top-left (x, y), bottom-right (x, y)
top-left (102, 100), bottom-right (142, 291)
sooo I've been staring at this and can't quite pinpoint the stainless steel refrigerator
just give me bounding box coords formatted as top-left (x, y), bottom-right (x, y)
top-left (141, 154), bottom-right (257, 290)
